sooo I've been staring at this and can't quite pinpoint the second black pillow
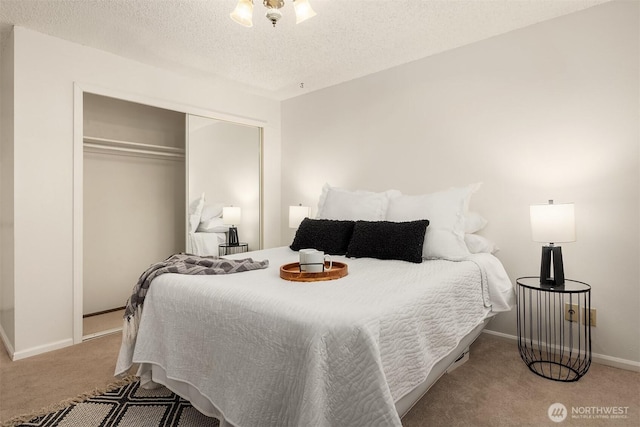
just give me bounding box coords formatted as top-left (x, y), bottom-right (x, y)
top-left (346, 220), bottom-right (430, 263)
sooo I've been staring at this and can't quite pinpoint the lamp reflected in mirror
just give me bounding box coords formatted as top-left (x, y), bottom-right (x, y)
top-left (223, 206), bottom-right (242, 246)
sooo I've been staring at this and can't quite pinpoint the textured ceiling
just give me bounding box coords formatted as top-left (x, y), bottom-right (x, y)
top-left (0, 0), bottom-right (611, 100)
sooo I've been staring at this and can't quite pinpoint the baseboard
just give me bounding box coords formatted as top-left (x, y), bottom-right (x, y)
top-left (83, 306), bottom-right (126, 318)
top-left (481, 330), bottom-right (640, 372)
top-left (481, 329), bottom-right (515, 342)
top-left (591, 352), bottom-right (640, 372)
top-left (0, 322), bottom-right (15, 359)
top-left (11, 338), bottom-right (74, 361)
top-left (83, 327), bottom-right (122, 341)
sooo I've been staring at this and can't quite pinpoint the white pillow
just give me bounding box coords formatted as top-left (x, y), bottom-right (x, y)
top-left (465, 211), bottom-right (488, 234)
top-left (200, 202), bottom-right (224, 223)
top-left (386, 183), bottom-right (481, 260)
top-left (197, 217), bottom-right (228, 233)
top-left (316, 183), bottom-right (400, 221)
top-left (465, 233), bottom-right (499, 254)
top-left (188, 193), bottom-right (205, 233)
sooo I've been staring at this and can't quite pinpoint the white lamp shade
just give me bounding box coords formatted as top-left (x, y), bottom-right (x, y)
top-left (230, 0), bottom-right (254, 27)
top-left (289, 205), bottom-right (310, 229)
top-left (223, 206), bottom-right (242, 225)
top-left (530, 202), bottom-right (576, 243)
top-left (294, 0), bottom-right (317, 24)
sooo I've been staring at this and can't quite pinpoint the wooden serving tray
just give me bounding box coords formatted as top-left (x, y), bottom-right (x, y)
top-left (280, 261), bottom-right (348, 282)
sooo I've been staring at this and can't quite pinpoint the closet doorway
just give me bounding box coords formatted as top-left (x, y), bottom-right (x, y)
top-left (82, 94), bottom-right (186, 339)
top-left (73, 86), bottom-right (265, 343)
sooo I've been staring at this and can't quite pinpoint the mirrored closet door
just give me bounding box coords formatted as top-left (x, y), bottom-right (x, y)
top-left (187, 115), bottom-right (262, 255)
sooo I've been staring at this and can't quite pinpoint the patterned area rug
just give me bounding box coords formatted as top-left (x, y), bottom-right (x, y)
top-left (12, 380), bottom-right (219, 427)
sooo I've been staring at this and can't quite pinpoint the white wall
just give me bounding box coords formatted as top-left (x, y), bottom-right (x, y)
top-left (83, 152), bottom-right (186, 314)
top-left (2, 26), bottom-right (281, 358)
top-left (0, 29), bottom-right (15, 350)
top-left (282, 1), bottom-right (639, 364)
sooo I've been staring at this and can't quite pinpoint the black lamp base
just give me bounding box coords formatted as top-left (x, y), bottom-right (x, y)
top-left (228, 226), bottom-right (239, 246)
top-left (540, 245), bottom-right (565, 286)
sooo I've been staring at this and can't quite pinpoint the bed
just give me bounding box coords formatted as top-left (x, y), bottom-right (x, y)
top-left (116, 183), bottom-right (515, 426)
top-left (187, 230), bottom-right (226, 256)
top-left (188, 195), bottom-right (228, 256)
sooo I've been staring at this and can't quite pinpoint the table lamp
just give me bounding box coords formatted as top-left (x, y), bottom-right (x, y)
top-left (223, 206), bottom-right (242, 246)
top-left (530, 200), bottom-right (575, 286)
top-left (289, 204), bottom-right (310, 229)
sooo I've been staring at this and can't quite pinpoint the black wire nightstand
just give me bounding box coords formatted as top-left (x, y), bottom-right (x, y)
top-left (218, 243), bottom-right (248, 256)
top-left (516, 276), bottom-right (592, 382)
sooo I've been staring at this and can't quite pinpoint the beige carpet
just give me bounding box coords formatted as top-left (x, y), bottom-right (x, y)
top-left (0, 332), bottom-right (135, 425)
top-left (403, 335), bottom-right (639, 426)
top-left (1, 333), bottom-right (638, 426)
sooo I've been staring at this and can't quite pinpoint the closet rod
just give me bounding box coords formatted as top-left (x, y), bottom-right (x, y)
top-left (83, 135), bottom-right (185, 155)
top-left (83, 142), bottom-right (185, 159)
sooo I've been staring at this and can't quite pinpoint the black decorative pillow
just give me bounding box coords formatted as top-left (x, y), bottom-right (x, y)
top-left (346, 220), bottom-right (430, 263)
top-left (290, 218), bottom-right (355, 255)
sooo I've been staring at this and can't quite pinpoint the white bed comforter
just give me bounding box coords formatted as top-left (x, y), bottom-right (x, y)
top-left (118, 247), bottom-right (514, 427)
top-left (187, 231), bottom-right (226, 256)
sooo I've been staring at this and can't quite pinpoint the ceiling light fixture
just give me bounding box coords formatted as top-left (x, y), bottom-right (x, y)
top-left (231, 0), bottom-right (317, 28)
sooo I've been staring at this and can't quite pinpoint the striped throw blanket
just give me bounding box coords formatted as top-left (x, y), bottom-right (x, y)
top-left (123, 253), bottom-right (269, 344)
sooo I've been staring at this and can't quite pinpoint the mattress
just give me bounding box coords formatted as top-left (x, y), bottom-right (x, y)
top-left (187, 231), bottom-right (226, 256)
top-left (117, 246), bottom-right (514, 427)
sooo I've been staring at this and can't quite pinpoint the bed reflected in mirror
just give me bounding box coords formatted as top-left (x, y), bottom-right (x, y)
top-left (187, 114), bottom-right (262, 255)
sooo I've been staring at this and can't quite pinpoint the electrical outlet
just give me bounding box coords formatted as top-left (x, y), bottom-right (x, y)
top-left (564, 303), bottom-right (596, 327)
top-left (564, 303), bottom-right (578, 322)
top-left (583, 308), bottom-right (596, 327)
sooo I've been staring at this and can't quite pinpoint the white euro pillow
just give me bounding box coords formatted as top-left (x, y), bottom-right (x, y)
top-left (316, 183), bottom-right (400, 221)
top-left (197, 217), bottom-right (228, 233)
top-left (386, 183), bottom-right (481, 260)
top-left (188, 193), bottom-right (205, 233)
top-left (200, 202), bottom-right (224, 223)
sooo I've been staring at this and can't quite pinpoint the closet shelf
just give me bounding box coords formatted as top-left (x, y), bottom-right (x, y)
top-left (83, 136), bottom-right (185, 159)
